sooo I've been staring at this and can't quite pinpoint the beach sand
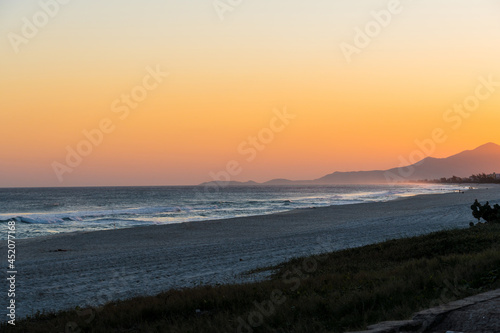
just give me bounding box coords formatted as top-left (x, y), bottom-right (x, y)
top-left (4, 185), bottom-right (500, 318)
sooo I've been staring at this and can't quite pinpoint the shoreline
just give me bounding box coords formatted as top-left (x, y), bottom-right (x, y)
top-left (3, 185), bottom-right (500, 319)
top-left (2, 183), bottom-right (475, 241)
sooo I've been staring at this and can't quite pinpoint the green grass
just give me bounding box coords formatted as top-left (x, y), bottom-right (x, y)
top-left (4, 223), bottom-right (500, 333)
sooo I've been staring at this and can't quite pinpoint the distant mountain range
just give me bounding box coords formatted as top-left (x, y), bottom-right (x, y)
top-left (200, 142), bottom-right (500, 186)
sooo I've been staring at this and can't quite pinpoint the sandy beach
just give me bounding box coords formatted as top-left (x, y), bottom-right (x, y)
top-left (4, 185), bottom-right (500, 319)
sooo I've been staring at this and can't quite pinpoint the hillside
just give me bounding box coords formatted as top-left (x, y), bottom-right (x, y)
top-left (200, 143), bottom-right (500, 185)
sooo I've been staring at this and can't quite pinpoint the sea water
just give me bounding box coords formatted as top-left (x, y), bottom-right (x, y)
top-left (0, 184), bottom-right (465, 239)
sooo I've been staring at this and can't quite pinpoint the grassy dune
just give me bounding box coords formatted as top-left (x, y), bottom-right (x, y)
top-left (4, 223), bottom-right (500, 333)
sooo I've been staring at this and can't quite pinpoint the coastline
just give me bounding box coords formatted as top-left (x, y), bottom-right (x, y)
top-left (3, 185), bottom-right (500, 319)
top-left (0, 183), bottom-right (466, 240)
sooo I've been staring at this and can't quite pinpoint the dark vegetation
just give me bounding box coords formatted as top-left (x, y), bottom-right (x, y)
top-left (420, 173), bottom-right (500, 184)
top-left (4, 222), bottom-right (500, 333)
top-left (471, 199), bottom-right (500, 224)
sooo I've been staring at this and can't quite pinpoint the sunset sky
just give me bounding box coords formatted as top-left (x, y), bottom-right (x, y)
top-left (1, 0), bottom-right (500, 187)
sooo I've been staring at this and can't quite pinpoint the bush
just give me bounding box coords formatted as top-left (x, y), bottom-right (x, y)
top-left (471, 200), bottom-right (500, 223)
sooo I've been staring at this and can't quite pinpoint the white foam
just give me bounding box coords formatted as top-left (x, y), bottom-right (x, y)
top-left (0, 206), bottom-right (187, 224)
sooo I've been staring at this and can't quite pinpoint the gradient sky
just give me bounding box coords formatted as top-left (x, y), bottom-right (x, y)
top-left (1, 0), bottom-right (500, 187)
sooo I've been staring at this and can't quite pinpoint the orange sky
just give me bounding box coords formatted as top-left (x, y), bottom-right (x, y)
top-left (1, 0), bottom-right (500, 187)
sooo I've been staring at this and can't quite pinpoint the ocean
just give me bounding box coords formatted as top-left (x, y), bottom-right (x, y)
top-left (0, 184), bottom-right (465, 240)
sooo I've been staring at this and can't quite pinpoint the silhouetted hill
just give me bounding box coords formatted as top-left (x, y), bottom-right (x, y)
top-left (316, 142), bottom-right (500, 184)
top-left (199, 143), bottom-right (500, 185)
top-left (263, 179), bottom-right (307, 185)
top-left (198, 180), bottom-right (259, 187)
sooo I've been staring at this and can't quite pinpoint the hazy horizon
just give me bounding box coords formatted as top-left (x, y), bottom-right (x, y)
top-left (1, 1), bottom-right (500, 187)
top-left (0, 141), bottom-right (498, 189)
